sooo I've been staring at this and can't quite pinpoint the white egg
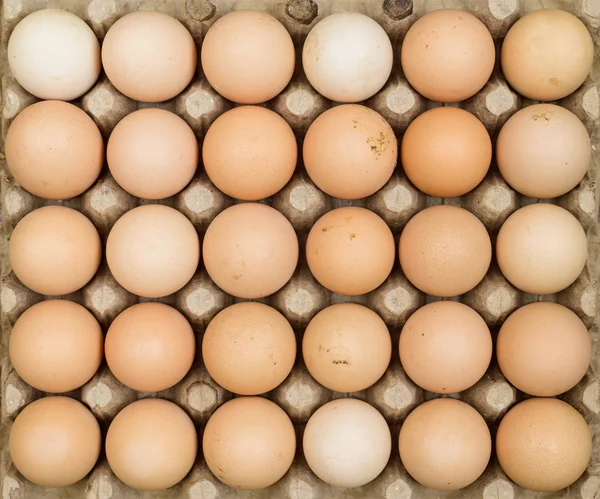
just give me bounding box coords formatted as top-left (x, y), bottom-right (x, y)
top-left (8, 9), bottom-right (101, 101)
top-left (302, 12), bottom-right (393, 102)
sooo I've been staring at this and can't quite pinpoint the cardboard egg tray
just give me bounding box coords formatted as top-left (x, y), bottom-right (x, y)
top-left (1, 0), bottom-right (600, 497)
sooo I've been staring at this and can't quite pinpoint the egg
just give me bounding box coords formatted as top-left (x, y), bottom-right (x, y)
top-left (399, 302), bottom-right (492, 393)
top-left (399, 205), bottom-right (491, 297)
top-left (303, 105), bottom-right (397, 200)
top-left (497, 104), bottom-right (590, 198)
top-left (202, 203), bottom-right (298, 299)
top-left (401, 9), bottom-right (495, 102)
top-left (302, 303), bottom-right (391, 392)
top-left (203, 397), bottom-right (295, 489)
top-left (497, 302), bottom-right (591, 396)
top-left (8, 9), bottom-right (100, 100)
top-left (303, 398), bottom-right (391, 487)
top-left (307, 207), bottom-right (395, 295)
top-left (9, 396), bottom-right (101, 487)
top-left (106, 205), bottom-right (200, 298)
top-left (107, 109), bottom-right (198, 199)
top-left (106, 399), bottom-right (197, 491)
top-left (399, 398), bottom-right (491, 490)
top-left (501, 9), bottom-right (594, 101)
top-left (9, 206), bottom-right (101, 296)
top-left (10, 300), bottom-right (103, 393)
top-left (496, 398), bottom-right (592, 492)
top-left (6, 101), bottom-right (103, 200)
top-left (202, 106), bottom-right (297, 200)
top-left (102, 11), bottom-right (196, 102)
top-left (202, 302), bottom-right (296, 395)
top-left (303, 13), bottom-right (393, 102)
top-left (105, 303), bottom-right (195, 392)
top-left (496, 204), bottom-right (587, 294)
top-left (401, 107), bottom-right (491, 197)
top-left (201, 10), bottom-right (294, 104)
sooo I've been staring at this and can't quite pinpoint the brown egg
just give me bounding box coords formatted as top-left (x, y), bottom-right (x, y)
top-left (203, 397), bottom-right (295, 489)
top-left (306, 207), bottom-right (395, 295)
top-left (201, 10), bottom-right (294, 104)
top-left (401, 107), bottom-right (491, 197)
top-left (303, 303), bottom-right (391, 392)
top-left (303, 105), bottom-right (397, 200)
top-left (303, 398), bottom-right (391, 487)
top-left (497, 104), bottom-right (591, 198)
top-left (202, 302), bottom-right (296, 395)
top-left (106, 399), bottom-right (197, 491)
top-left (202, 203), bottom-right (298, 299)
top-left (497, 303), bottom-right (591, 397)
top-left (102, 11), bottom-right (196, 102)
top-left (496, 204), bottom-right (587, 294)
top-left (107, 109), bottom-right (198, 200)
top-left (401, 9), bottom-right (495, 102)
top-left (496, 398), bottom-right (592, 492)
top-left (501, 10), bottom-right (594, 101)
top-left (399, 205), bottom-right (491, 297)
top-left (10, 300), bottom-right (103, 393)
top-left (9, 206), bottom-right (101, 296)
top-left (5, 101), bottom-right (103, 200)
top-left (10, 396), bottom-right (101, 487)
top-left (106, 205), bottom-right (200, 298)
top-left (106, 303), bottom-right (195, 392)
top-left (399, 302), bottom-right (492, 393)
top-left (203, 106), bottom-right (296, 200)
top-left (399, 398), bottom-right (491, 490)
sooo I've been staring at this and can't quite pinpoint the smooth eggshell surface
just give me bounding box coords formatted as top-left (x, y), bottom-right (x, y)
top-left (497, 302), bottom-right (591, 396)
top-left (10, 300), bottom-right (103, 393)
top-left (202, 397), bottom-right (296, 489)
top-left (303, 104), bottom-right (397, 200)
top-left (9, 206), bottom-right (101, 296)
top-left (496, 398), bottom-right (592, 492)
top-left (202, 302), bottom-right (296, 395)
top-left (6, 100), bottom-right (103, 200)
top-left (496, 204), bottom-right (587, 294)
top-left (9, 397), bottom-right (101, 487)
top-left (399, 398), bottom-right (491, 490)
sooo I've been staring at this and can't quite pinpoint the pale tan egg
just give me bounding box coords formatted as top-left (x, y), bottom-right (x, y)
top-left (306, 207), bottom-right (395, 295)
top-left (202, 302), bottom-right (296, 395)
top-left (399, 302), bottom-right (492, 393)
top-left (501, 9), bottom-right (594, 101)
top-left (303, 303), bottom-right (391, 392)
top-left (497, 104), bottom-right (591, 198)
top-left (107, 108), bottom-right (198, 200)
top-left (102, 11), bottom-right (196, 102)
top-left (9, 206), bottom-right (101, 296)
top-left (496, 204), bottom-right (587, 294)
top-left (401, 107), bottom-right (491, 197)
top-left (399, 205), bottom-right (491, 297)
top-left (201, 10), bottom-right (294, 104)
top-left (303, 104), bottom-right (397, 200)
top-left (106, 205), bottom-right (200, 298)
top-left (10, 396), bottom-right (101, 487)
top-left (497, 302), bottom-right (591, 396)
top-left (203, 106), bottom-right (296, 200)
top-left (105, 303), bottom-right (195, 392)
top-left (106, 399), bottom-right (197, 491)
top-left (202, 203), bottom-right (298, 299)
top-left (401, 9), bottom-right (495, 102)
top-left (399, 398), bottom-right (491, 490)
top-left (10, 300), bottom-right (103, 393)
top-left (496, 398), bottom-right (592, 492)
top-left (6, 101), bottom-right (103, 200)
top-left (203, 397), bottom-right (295, 489)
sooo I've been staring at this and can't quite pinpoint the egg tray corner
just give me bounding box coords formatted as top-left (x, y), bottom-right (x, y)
top-left (1, 0), bottom-right (600, 498)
